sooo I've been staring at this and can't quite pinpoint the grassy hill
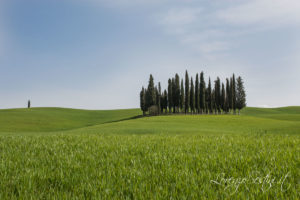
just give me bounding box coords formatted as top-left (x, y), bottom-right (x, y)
top-left (0, 107), bottom-right (141, 132)
top-left (0, 107), bottom-right (299, 199)
top-left (241, 106), bottom-right (300, 121)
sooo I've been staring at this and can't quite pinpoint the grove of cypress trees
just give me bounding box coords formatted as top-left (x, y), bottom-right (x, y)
top-left (190, 77), bottom-right (195, 113)
top-left (236, 76), bottom-right (246, 114)
top-left (195, 74), bottom-right (200, 114)
top-left (168, 79), bottom-right (173, 113)
top-left (185, 70), bottom-right (190, 114)
top-left (180, 79), bottom-right (185, 113)
top-left (200, 72), bottom-right (206, 114)
top-left (139, 72), bottom-right (246, 116)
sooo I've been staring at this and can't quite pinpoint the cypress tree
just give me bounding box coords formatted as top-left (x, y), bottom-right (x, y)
top-left (221, 83), bottom-right (226, 113)
top-left (146, 74), bottom-right (156, 110)
top-left (155, 86), bottom-right (161, 115)
top-left (195, 74), bottom-right (200, 114)
top-left (180, 79), bottom-right (185, 113)
top-left (168, 79), bottom-right (173, 113)
top-left (236, 76), bottom-right (246, 115)
top-left (172, 78), bottom-right (176, 113)
top-left (200, 72), bottom-right (206, 114)
top-left (226, 78), bottom-right (230, 113)
top-left (207, 78), bottom-right (212, 114)
top-left (159, 82), bottom-right (164, 113)
top-left (140, 87), bottom-right (146, 115)
top-left (28, 100), bottom-right (31, 109)
top-left (163, 90), bottom-right (168, 113)
top-left (175, 74), bottom-right (180, 113)
top-left (229, 77), bottom-right (233, 112)
top-left (214, 77), bottom-right (221, 114)
top-left (190, 77), bottom-right (195, 114)
top-left (212, 89), bottom-right (216, 114)
top-left (232, 74), bottom-right (237, 114)
top-left (185, 70), bottom-right (190, 114)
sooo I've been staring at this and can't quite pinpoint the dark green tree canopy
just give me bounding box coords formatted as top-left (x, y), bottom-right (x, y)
top-left (139, 71), bottom-right (246, 115)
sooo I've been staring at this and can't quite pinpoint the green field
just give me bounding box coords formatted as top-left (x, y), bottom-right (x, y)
top-left (0, 107), bottom-right (299, 199)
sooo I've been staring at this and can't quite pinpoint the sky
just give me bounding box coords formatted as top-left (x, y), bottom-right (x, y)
top-left (0, 0), bottom-right (299, 109)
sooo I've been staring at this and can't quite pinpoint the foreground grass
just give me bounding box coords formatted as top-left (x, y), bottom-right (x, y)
top-left (0, 107), bottom-right (299, 199)
top-left (0, 133), bottom-right (298, 199)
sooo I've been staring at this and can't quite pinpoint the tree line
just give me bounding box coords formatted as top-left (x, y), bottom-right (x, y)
top-left (140, 70), bottom-right (246, 115)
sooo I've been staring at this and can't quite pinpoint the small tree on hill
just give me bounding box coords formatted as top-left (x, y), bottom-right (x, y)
top-left (28, 100), bottom-right (31, 109)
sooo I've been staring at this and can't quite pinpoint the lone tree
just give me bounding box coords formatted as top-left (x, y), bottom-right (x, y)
top-left (185, 70), bottom-right (190, 114)
top-left (236, 76), bottom-right (246, 114)
top-left (28, 100), bottom-right (31, 109)
top-left (140, 87), bottom-right (146, 115)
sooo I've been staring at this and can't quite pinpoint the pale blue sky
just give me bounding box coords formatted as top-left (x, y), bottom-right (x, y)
top-left (0, 0), bottom-right (299, 109)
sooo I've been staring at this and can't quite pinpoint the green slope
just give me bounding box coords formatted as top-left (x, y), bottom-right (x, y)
top-left (241, 106), bottom-right (300, 121)
top-left (0, 107), bottom-right (141, 132)
top-left (69, 114), bottom-right (300, 136)
top-left (0, 106), bottom-right (300, 134)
